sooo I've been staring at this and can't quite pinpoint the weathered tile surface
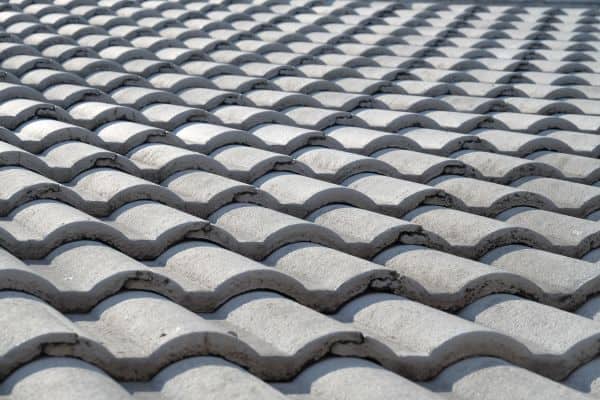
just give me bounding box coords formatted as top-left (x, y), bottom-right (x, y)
top-left (0, 0), bottom-right (600, 398)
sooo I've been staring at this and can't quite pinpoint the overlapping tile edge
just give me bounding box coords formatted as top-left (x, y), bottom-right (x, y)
top-left (0, 0), bottom-right (600, 399)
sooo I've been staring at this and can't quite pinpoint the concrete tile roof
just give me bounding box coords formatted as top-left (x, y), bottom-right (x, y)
top-left (1, 0), bottom-right (600, 399)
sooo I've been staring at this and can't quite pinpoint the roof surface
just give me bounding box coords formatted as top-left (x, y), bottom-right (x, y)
top-left (0, 0), bottom-right (600, 399)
